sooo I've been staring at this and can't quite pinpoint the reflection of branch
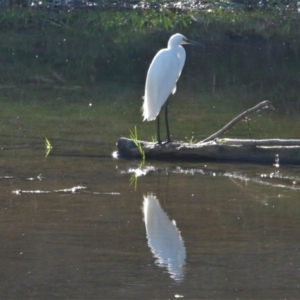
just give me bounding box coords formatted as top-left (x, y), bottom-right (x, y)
top-left (229, 177), bottom-right (269, 208)
top-left (199, 100), bottom-right (275, 143)
top-left (229, 176), bottom-right (248, 190)
top-left (226, 172), bottom-right (300, 191)
top-left (121, 165), bottom-right (300, 191)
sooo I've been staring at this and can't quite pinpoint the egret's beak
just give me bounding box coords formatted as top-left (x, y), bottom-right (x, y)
top-left (185, 39), bottom-right (204, 47)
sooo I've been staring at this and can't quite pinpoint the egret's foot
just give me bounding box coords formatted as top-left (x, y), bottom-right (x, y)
top-left (156, 139), bottom-right (172, 145)
top-left (162, 139), bottom-right (172, 145)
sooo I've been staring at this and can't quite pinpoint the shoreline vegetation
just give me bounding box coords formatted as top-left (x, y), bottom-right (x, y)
top-left (0, 0), bottom-right (299, 110)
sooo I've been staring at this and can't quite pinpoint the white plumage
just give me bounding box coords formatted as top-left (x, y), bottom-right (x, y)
top-left (143, 34), bottom-right (186, 121)
top-left (142, 33), bottom-right (203, 143)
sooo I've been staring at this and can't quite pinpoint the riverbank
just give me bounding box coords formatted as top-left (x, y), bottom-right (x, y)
top-left (0, 7), bottom-right (299, 110)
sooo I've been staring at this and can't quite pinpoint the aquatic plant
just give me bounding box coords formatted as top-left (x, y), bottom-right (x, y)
top-left (185, 136), bottom-right (198, 144)
top-left (44, 137), bottom-right (53, 158)
top-left (129, 126), bottom-right (145, 162)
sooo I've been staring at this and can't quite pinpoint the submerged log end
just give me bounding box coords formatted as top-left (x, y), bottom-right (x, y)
top-left (117, 137), bottom-right (138, 154)
top-left (117, 137), bottom-right (154, 158)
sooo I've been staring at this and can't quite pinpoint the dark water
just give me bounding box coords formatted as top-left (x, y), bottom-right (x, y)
top-left (0, 85), bottom-right (300, 299)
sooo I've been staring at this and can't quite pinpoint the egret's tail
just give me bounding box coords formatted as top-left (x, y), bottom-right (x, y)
top-left (142, 95), bottom-right (157, 121)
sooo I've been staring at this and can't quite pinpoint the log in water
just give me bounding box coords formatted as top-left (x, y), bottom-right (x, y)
top-left (117, 137), bottom-right (300, 164)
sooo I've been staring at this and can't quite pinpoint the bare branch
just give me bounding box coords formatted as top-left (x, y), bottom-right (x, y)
top-left (216, 138), bottom-right (300, 146)
top-left (199, 100), bottom-right (275, 144)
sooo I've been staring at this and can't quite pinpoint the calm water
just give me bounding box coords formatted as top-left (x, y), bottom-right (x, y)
top-left (0, 85), bottom-right (300, 299)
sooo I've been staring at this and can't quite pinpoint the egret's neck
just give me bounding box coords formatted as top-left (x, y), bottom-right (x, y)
top-left (168, 40), bottom-right (178, 49)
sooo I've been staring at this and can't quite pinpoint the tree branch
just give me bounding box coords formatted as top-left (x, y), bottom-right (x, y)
top-left (199, 100), bottom-right (275, 144)
top-left (215, 138), bottom-right (300, 146)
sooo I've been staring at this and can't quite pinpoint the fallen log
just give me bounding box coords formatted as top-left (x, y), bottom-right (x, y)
top-left (116, 100), bottom-right (300, 164)
top-left (117, 137), bottom-right (300, 164)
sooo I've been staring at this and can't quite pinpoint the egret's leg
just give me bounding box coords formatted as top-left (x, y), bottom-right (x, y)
top-left (165, 99), bottom-right (171, 143)
top-left (156, 115), bottom-right (162, 144)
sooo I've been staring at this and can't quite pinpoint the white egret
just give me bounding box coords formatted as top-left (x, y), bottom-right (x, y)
top-left (142, 33), bottom-right (203, 144)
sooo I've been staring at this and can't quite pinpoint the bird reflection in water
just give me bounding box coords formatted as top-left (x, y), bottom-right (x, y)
top-left (143, 194), bottom-right (186, 282)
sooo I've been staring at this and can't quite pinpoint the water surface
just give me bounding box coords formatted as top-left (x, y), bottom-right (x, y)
top-left (0, 85), bottom-right (299, 299)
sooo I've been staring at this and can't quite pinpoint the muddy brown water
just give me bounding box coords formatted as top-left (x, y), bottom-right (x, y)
top-left (0, 85), bottom-right (299, 299)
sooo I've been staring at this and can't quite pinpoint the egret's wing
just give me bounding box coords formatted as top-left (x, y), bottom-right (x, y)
top-left (143, 49), bottom-right (181, 121)
top-left (171, 46), bottom-right (186, 95)
top-left (176, 45), bottom-right (186, 80)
